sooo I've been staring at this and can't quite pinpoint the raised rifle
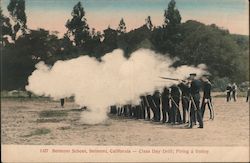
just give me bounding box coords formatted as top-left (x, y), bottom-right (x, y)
top-left (159, 77), bottom-right (186, 82)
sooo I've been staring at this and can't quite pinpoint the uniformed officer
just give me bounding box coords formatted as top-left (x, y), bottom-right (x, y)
top-left (226, 84), bottom-right (232, 102)
top-left (246, 87), bottom-right (250, 102)
top-left (143, 95), bottom-right (151, 120)
top-left (200, 75), bottom-right (213, 119)
top-left (161, 87), bottom-right (170, 123)
top-left (60, 98), bottom-right (65, 107)
top-left (232, 83), bottom-right (237, 102)
top-left (178, 80), bottom-right (190, 124)
top-left (170, 84), bottom-right (182, 124)
top-left (140, 96), bottom-right (146, 119)
top-left (189, 73), bottom-right (203, 128)
top-left (153, 90), bottom-right (161, 122)
top-left (146, 94), bottom-right (157, 121)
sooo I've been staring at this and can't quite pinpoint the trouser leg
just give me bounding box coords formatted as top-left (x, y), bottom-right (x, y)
top-left (201, 98), bottom-right (206, 118)
top-left (182, 98), bottom-right (188, 123)
top-left (194, 97), bottom-right (203, 127)
top-left (162, 107), bottom-right (167, 123)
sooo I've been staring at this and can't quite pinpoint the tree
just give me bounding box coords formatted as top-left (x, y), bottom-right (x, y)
top-left (7, 0), bottom-right (27, 40)
top-left (65, 2), bottom-right (90, 47)
top-left (117, 18), bottom-right (126, 35)
top-left (0, 7), bottom-right (13, 46)
top-left (145, 16), bottom-right (153, 31)
top-left (101, 26), bottom-right (118, 54)
top-left (163, 0), bottom-right (181, 28)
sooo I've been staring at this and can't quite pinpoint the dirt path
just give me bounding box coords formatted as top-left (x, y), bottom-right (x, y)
top-left (1, 98), bottom-right (249, 146)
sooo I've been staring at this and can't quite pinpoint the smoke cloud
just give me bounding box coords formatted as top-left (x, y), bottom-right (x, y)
top-left (26, 49), bottom-right (207, 124)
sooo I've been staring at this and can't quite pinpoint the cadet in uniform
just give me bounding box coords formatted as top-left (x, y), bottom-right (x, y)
top-left (144, 95), bottom-right (151, 120)
top-left (189, 73), bottom-right (203, 128)
top-left (246, 87), bottom-right (250, 102)
top-left (161, 87), bottom-right (170, 123)
top-left (200, 75), bottom-right (213, 119)
top-left (178, 81), bottom-right (190, 124)
top-left (60, 98), bottom-right (65, 107)
top-left (153, 90), bottom-right (161, 122)
top-left (232, 83), bottom-right (237, 102)
top-left (140, 96), bottom-right (146, 119)
top-left (226, 84), bottom-right (232, 102)
top-left (170, 84), bottom-right (182, 124)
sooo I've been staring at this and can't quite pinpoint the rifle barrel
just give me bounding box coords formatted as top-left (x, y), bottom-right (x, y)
top-left (159, 77), bottom-right (186, 82)
top-left (159, 77), bottom-right (179, 81)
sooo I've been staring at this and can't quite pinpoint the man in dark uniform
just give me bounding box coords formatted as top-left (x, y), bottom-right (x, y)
top-left (226, 84), bottom-right (232, 102)
top-left (128, 104), bottom-right (133, 117)
top-left (110, 105), bottom-right (117, 114)
top-left (200, 75), bottom-right (213, 119)
top-left (117, 106), bottom-right (122, 116)
top-left (232, 83), bottom-right (237, 102)
top-left (123, 105), bottom-right (128, 117)
top-left (153, 90), bottom-right (161, 122)
top-left (143, 95), bottom-right (151, 120)
top-left (170, 84), bottom-right (182, 124)
top-left (146, 94), bottom-right (157, 121)
top-left (140, 96), bottom-right (146, 119)
top-left (246, 87), bottom-right (250, 102)
top-left (189, 73), bottom-right (203, 128)
top-left (161, 87), bottom-right (170, 123)
top-left (178, 81), bottom-right (190, 124)
top-left (60, 98), bottom-right (65, 107)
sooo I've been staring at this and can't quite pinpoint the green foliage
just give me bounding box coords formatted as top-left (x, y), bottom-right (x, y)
top-left (23, 128), bottom-right (51, 137)
top-left (0, 7), bottom-right (13, 46)
top-left (39, 110), bottom-right (68, 118)
top-left (7, 0), bottom-right (27, 40)
top-left (65, 2), bottom-right (90, 47)
top-left (117, 18), bottom-right (126, 35)
top-left (212, 77), bottom-right (231, 91)
top-left (1, 0), bottom-right (249, 91)
top-left (164, 0), bottom-right (181, 28)
top-left (145, 16), bottom-right (153, 31)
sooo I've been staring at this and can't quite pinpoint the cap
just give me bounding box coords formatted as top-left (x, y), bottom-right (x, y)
top-left (189, 73), bottom-right (197, 76)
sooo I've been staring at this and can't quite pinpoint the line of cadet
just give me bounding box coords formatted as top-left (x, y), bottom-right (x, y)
top-left (110, 73), bottom-right (214, 129)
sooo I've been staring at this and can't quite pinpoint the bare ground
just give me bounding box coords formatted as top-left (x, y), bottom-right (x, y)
top-left (1, 97), bottom-right (249, 146)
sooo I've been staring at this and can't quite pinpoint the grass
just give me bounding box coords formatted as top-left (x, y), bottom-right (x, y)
top-left (36, 118), bottom-right (65, 123)
top-left (213, 91), bottom-right (248, 98)
top-left (1, 91), bottom-right (74, 101)
top-left (39, 110), bottom-right (68, 118)
top-left (22, 128), bottom-right (51, 137)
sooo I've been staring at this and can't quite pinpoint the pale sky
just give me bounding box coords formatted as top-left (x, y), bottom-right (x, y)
top-left (1, 0), bottom-right (249, 37)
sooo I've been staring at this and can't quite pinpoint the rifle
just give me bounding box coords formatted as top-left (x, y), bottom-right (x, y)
top-left (159, 77), bottom-right (186, 82)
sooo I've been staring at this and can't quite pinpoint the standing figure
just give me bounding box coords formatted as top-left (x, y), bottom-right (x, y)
top-left (146, 94), bottom-right (157, 121)
top-left (178, 81), bottom-right (190, 124)
top-left (226, 84), bottom-right (232, 102)
top-left (140, 96), bottom-right (146, 119)
top-left (153, 90), bottom-right (161, 122)
top-left (200, 75), bottom-right (213, 119)
top-left (161, 87), bottom-right (170, 123)
top-left (232, 83), bottom-right (237, 102)
top-left (143, 95), bottom-right (151, 120)
top-left (110, 105), bottom-right (117, 114)
top-left (60, 98), bottom-right (65, 107)
top-left (189, 73), bottom-right (203, 129)
top-left (246, 87), bottom-right (250, 102)
top-left (170, 84), bottom-right (182, 124)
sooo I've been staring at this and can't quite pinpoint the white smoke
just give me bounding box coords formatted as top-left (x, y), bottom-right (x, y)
top-left (26, 49), bottom-right (207, 124)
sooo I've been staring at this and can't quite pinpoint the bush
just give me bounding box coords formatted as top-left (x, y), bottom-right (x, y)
top-left (212, 77), bottom-right (231, 91)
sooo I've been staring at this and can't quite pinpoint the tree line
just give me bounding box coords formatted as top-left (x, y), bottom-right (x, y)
top-left (1, 0), bottom-right (249, 91)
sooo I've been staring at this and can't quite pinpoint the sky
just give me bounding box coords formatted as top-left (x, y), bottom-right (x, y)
top-left (1, 0), bottom-right (249, 37)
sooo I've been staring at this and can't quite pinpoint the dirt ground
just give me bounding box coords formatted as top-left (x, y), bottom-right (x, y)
top-left (1, 97), bottom-right (249, 146)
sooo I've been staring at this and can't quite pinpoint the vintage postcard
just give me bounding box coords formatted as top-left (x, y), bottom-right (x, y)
top-left (1, 0), bottom-right (249, 162)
